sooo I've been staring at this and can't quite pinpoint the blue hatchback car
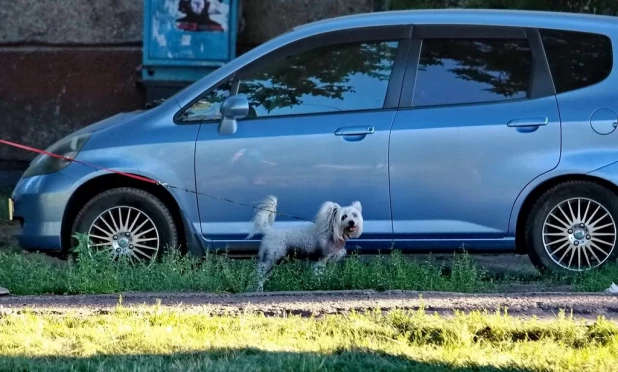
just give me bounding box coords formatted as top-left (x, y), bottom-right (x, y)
top-left (9, 9), bottom-right (618, 273)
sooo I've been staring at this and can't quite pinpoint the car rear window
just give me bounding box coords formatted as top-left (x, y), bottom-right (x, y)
top-left (540, 28), bottom-right (613, 94)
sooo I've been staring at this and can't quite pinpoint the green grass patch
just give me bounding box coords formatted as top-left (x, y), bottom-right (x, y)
top-left (0, 233), bottom-right (616, 295)
top-left (0, 241), bottom-right (495, 295)
top-left (0, 306), bottom-right (616, 371)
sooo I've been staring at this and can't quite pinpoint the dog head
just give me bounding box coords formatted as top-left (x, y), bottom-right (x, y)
top-left (315, 200), bottom-right (364, 241)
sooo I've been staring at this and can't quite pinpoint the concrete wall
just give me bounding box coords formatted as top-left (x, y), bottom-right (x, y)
top-left (0, 0), bottom-right (144, 166)
top-left (241, 0), bottom-right (375, 45)
top-left (0, 0), bottom-right (374, 166)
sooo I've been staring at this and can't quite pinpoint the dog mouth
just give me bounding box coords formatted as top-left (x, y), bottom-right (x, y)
top-left (347, 226), bottom-right (357, 233)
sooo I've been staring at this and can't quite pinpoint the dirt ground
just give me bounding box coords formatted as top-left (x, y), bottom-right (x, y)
top-left (0, 290), bottom-right (616, 321)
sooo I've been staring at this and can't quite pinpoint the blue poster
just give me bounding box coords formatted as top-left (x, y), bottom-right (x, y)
top-left (148, 0), bottom-right (233, 62)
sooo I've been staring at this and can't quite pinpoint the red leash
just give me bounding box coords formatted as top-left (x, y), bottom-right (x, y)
top-left (0, 139), bottom-right (161, 186)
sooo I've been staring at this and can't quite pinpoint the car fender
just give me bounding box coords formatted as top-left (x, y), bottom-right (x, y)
top-left (507, 160), bottom-right (618, 237)
top-left (59, 160), bottom-right (206, 256)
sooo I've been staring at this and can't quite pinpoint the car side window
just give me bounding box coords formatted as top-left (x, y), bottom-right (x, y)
top-left (178, 39), bottom-right (400, 122)
top-left (235, 40), bottom-right (400, 118)
top-left (539, 28), bottom-right (613, 94)
top-left (176, 81), bottom-right (232, 122)
top-left (412, 38), bottom-right (533, 108)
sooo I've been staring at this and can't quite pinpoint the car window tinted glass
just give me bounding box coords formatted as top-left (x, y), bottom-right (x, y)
top-left (540, 28), bottom-right (613, 94)
top-left (176, 81), bottom-right (232, 122)
top-left (237, 40), bottom-right (399, 118)
top-left (413, 38), bottom-right (532, 107)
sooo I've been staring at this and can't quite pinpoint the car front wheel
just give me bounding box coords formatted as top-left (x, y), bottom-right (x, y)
top-left (526, 180), bottom-right (618, 273)
top-left (71, 187), bottom-right (178, 262)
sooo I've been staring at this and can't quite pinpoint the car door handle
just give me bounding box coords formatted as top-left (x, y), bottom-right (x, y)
top-left (507, 117), bottom-right (549, 127)
top-left (334, 126), bottom-right (375, 136)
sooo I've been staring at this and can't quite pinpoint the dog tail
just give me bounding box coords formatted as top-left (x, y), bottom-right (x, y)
top-left (246, 195), bottom-right (278, 239)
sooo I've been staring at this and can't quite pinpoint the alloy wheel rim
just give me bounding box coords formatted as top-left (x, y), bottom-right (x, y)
top-left (543, 197), bottom-right (616, 271)
top-left (87, 206), bottom-right (160, 262)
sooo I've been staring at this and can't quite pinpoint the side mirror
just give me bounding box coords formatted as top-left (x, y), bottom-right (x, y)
top-left (218, 95), bottom-right (249, 135)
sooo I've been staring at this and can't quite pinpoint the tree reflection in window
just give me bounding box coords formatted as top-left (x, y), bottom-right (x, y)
top-left (178, 40), bottom-right (399, 122)
top-left (413, 38), bottom-right (533, 107)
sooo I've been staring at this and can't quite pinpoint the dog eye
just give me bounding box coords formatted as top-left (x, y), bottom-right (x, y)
top-left (341, 214), bottom-right (347, 221)
top-left (353, 213), bottom-right (357, 218)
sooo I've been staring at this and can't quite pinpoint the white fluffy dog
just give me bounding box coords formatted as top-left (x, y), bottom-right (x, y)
top-left (246, 195), bottom-right (364, 292)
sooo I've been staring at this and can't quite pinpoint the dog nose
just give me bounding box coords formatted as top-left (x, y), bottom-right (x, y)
top-left (348, 220), bottom-right (355, 227)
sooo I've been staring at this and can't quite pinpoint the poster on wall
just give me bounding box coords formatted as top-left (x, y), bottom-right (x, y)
top-left (148, 0), bottom-right (233, 62)
top-left (175, 0), bottom-right (229, 32)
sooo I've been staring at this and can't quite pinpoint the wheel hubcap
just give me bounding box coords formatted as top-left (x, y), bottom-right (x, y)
top-left (543, 198), bottom-right (616, 271)
top-left (87, 206), bottom-right (160, 262)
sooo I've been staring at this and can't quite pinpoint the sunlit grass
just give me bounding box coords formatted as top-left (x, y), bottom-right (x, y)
top-left (0, 305), bottom-right (616, 371)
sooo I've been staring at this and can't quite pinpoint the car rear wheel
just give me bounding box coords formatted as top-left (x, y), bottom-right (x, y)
top-left (71, 187), bottom-right (178, 263)
top-left (525, 181), bottom-right (618, 273)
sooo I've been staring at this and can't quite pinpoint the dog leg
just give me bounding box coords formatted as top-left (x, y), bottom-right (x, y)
top-left (255, 245), bottom-right (284, 292)
top-left (256, 260), bottom-right (273, 292)
top-left (314, 248), bottom-right (347, 277)
top-left (313, 248), bottom-right (346, 277)
top-left (331, 248), bottom-right (347, 261)
top-left (313, 260), bottom-right (327, 277)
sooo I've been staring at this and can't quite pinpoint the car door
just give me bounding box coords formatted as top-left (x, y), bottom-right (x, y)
top-left (388, 25), bottom-right (561, 248)
top-left (177, 25), bottom-right (412, 251)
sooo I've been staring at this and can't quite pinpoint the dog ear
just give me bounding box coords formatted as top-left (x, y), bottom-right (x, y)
top-left (329, 203), bottom-right (344, 241)
top-left (314, 201), bottom-right (343, 240)
top-left (351, 201), bottom-right (362, 213)
top-left (316, 201), bottom-right (339, 218)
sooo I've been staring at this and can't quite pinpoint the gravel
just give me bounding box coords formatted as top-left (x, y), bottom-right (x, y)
top-left (1, 290), bottom-right (617, 321)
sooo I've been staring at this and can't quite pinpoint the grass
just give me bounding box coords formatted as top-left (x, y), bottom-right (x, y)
top-left (0, 239), bottom-right (494, 295)
top-left (0, 305), bottom-right (617, 371)
top-left (0, 234), bottom-right (616, 295)
top-left (0, 185), bottom-right (616, 296)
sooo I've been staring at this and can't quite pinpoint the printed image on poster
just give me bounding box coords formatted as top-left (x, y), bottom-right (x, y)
top-left (176, 0), bottom-right (229, 32)
top-left (148, 0), bottom-right (232, 61)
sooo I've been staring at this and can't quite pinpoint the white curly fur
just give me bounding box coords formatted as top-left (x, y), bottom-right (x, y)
top-left (246, 195), bottom-right (364, 292)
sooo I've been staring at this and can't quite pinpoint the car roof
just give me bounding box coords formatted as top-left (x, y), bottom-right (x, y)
top-left (291, 8), bottom-right (618, 35)
top-left (171, 8), bottom-right (618, 108)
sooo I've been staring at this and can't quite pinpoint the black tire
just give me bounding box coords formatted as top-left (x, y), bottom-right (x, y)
top-left (525, 180), bottom-right (618, 274)
top-left (70, 187), bottom-right (178, 261)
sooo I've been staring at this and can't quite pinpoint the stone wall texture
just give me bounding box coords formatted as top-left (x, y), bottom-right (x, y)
top-left (0, 0), bottom-right (375, 45)
top-left (241, 0), bottom-right (374, 44)
top-left (0, 0), bottom-right (376, 165)
top-left (0, 48), bottom-right (145, 163)
top-left (0, 0), bottom-right (143, 44)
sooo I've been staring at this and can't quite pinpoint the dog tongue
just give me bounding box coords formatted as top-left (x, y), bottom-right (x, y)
top-left (349, 227), bottom-right (356, 232)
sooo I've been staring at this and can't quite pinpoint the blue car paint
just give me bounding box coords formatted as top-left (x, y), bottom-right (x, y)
top-left (194, 110), bottom-right (396, 251)
top-left (10, 9), bottom-right (618, 257)
top-left (389, 95), bottom-right (562, 243)
top-left (12, 172), bottom-right (78, 250)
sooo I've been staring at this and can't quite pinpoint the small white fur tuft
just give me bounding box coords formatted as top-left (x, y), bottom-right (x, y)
top-left (246, 195), bottom-right (278, 239)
